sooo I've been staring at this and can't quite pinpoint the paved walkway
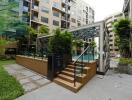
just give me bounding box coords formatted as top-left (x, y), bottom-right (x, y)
top-left (16, 70), bottom-right (132, 100)
top-left (5, 64), bottom-right (51, 93)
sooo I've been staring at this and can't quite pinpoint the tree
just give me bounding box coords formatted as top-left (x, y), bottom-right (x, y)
top-left (38, 25), bottom-right (49, 35)
top-left (90, 40), bottom-right (96, 60)
top-left (0, 0), bottom-right (18, 34)
top-left (48, 28), bottom-right (72, 55)
top-left (25, 26), bottom-right (37, 54)
top-left (113, 18), bottom-right (131, 57)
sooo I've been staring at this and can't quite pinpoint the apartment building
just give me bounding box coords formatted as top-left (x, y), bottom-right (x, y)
top-left (105, 13), bottom-right (123, 56)
top-left (70, 0), bottom-right (94, 28)
top-left (19, 0), bottom-right (94, 32)
top-left (123, 0), bottom-right (132, 19)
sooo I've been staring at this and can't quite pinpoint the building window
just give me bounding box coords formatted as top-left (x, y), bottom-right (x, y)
top-left (115, 49), bottom-right (119, 51)
top-left (110, 44), bottom-right (113, 46)
top-left (109, 39), bottom-right (113, 42)
top-left (109, 35), bottom-right (113, 37)
top-left (53, 20), bottom-right (59, 26)
top-left (43, 0), bottom-right (49, 3)
top-left (53, 2), bottom-right (60, 9)
top-left (71, 18), bottom-right (76, 23)
top-left (41, 17), bottom-right (48, 23)
top-left (53, 11), bottom-right (59, 17)
top-left (77, 21), bottom-right (81, 26)
top-left (41, 7), bottom-right (49, 13)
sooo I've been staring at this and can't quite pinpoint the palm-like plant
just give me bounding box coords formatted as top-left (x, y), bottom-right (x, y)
top-left (113, 18), bottom-right (131, 57)
top-left (0, 0), bottom-right (18, 34)
top-left (38, 25), bottom-right (49, 35)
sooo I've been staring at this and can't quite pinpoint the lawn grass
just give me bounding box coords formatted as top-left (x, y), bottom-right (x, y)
top-left (0, 60), bottom-right (24, 100)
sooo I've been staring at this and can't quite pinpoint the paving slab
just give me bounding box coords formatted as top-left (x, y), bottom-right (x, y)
top-left (4, 64), bottom-right (51, 93)
top-left (30, 75), bottom-right (43, 81)
top-left (23, 83), bottom-right (38, 92)
top-left (16, 70), bottom-right (132, 100)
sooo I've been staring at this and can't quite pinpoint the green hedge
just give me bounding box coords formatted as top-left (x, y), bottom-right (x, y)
top-left (119, 58), bottom-right (132, 65)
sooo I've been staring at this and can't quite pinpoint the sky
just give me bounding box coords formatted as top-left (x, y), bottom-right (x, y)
top-left (83, 0), bottom-right (124, 22)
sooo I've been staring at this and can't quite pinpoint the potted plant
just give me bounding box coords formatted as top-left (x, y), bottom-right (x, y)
top-left (118, 58), bottom-right (132, 74)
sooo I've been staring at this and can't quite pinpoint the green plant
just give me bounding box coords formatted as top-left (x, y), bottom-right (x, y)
top-left (0, 60), bottom-right (24, 100)
top-left (0, 0), bottom-right (18, 34)
top-left (48, 28), bottom-right (72, 55)
top-left (39, 25), bottom-right (49, 35)
top-left (119, 58), bottom-right (132, 65)
top-left (0, 39), bottom-right (9, 55)
top-left (90, 40), bottom-right (96, 48)
top-left (113, 18), bottom-right (132, 57)
top-left (75, 39), bottom-right (84, 47)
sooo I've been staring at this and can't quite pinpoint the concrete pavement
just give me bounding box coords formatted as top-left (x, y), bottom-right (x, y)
top-left (16, 70), bottom-right (132, 100)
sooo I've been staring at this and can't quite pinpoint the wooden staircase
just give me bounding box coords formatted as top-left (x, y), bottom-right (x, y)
top-left (54, 61), bottom-right (97, 93)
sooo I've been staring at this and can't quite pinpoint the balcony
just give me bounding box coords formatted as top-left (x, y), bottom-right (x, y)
top-left (25, 0), bottom-right (31, 2)
top-left (22, 16), bottom-right (29, 22)
top-left (62, 0), bottom-right (71, 6)
top-left (61, 8), bottom-right (66, 12)
top-left (62, 0), bottom-right (66, 4)
top-left (23, 6), bottom-right (29, 12)
top-left (52, 4), bottom-right (61, 12)
top-left (32, 16), bottom-right (39, 22)
top-left (32, 5), bottom-right (39, 11)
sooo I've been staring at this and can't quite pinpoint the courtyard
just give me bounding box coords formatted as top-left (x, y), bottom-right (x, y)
top-left (0, 0), bottom-right (132, 99)
top-left (16, 70), bottom-right (132, 100)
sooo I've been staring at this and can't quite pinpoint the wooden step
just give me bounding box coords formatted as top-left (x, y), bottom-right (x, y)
top-left (65, 67), bottom-right (74, 72)
top-left (67, 64), bottom-right (74, 68)
top-left (54, 77), bottom-right (82, 93)
top-left (61, 70), bottom-right (74, 77)
top-left (67, 66), bottom-right (91, 74)
top-left (58, 74), bottom-right (74, 83)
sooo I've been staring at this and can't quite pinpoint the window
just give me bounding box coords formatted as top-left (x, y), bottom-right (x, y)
top-left (110, 44), bottom-right (113, 46)
top-left (43, 0), bottom-right (49, 3)
top-left (53, 2), bottom-right (60, 9)
top-left (71, 18), bottom-right (76, 23)
top-left (41, 7), bottom-right (49, 13)
top-left (41, 17), bottom-right (48, 23)
top-left (115, 49), bottom-right (119, 51)
top-left (109, 35), bottom-right (113, 37)
top-left (53, 11), bottom-right (59, 17)
top-left (53, 20), bottom-right (59, 26)
top-left (109, 39), bottom-right (113, 42)
top-left (77, 21), bottom-right (81, 26)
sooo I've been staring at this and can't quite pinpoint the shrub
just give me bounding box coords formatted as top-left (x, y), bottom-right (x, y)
top-left (48, 28), bottom-right (72, 55)
top-left (119, 58), bottom-right (132, 65)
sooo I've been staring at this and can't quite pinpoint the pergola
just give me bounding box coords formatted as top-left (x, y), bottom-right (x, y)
top-left (68, 21), bottom-right (110, 74)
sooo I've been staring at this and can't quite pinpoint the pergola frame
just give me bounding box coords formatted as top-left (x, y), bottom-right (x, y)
top-left (68, 21), bottom-right (110, 74)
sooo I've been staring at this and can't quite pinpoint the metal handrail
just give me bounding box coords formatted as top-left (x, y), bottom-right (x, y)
top-left (73, 45), bottom-right (92, 86)
top-left (73, 45), bottom-right (91, 64)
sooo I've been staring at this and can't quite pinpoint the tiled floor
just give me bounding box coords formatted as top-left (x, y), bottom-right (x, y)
top-left (5, 64), bottom-right (51, 93)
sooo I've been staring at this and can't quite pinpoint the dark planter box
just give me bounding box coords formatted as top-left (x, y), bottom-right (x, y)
top-left (127, 65), bottom-right (132, 75)
top-left (118, 63), bottom-right (132, 75)
top-left (47, 53), bottom-right (72, 81)
top-left (118, 63), bottom-right (128, 73)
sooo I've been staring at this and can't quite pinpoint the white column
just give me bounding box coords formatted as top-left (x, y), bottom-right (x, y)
top-left (99, 23), bottom-right (104, 73)
top-left (130, 0), bottom-right (132, 20)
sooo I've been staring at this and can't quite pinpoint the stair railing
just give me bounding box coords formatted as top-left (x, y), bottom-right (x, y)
top-left (73, 45), bottom-right (92, 86)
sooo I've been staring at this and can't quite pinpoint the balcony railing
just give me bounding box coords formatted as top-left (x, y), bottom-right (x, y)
top-left (23, 6), bottom-right (29, 12)
top-left (32, 5), bottom-right (39, 11)
top-left (32, 16), bottom-right (39, 22)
